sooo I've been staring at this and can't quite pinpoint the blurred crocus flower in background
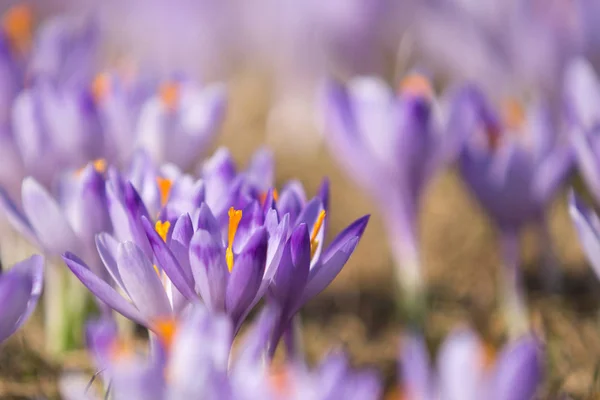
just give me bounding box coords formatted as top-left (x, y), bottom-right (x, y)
top-left (398, 328), bottom-right (543, 400)
top-left (0, 254), bottom-right (43, 345)
top-left (0, 162), bottom-right (109, 353)
top-left (323, 72), bottom-right (464, 316)
top-left (455, 86), bottom-right (572, 335)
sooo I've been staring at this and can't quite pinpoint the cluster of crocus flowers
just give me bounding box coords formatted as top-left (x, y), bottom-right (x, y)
top-left (0, 5), bottom-right (226, 204)
top-left (52, 146), bottom-right (368, 361)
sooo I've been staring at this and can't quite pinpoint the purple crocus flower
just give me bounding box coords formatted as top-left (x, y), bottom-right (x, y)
top-left (398, 328), bottom-right (543, 400)
top-left (0, 254), bottom-right (43, 344)
top-left (323, 73), bottom-right (461, 308)
top-left (135, 76), bottom-right (226, 171)
top-left (455, 85), bottom-right (572, 335)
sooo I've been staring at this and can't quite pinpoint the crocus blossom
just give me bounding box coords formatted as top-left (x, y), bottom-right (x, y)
top-left (455, 85), bottom-right (572, 335)
top-left (323, 73), bottom-right (461, 308)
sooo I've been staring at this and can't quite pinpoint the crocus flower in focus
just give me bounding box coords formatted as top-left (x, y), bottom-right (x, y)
top-left (136, 76), bottom-right (227, 171)
top-left (398, 329), bottom-right (543, 400)
top-left (323, 73), bottom-right (462, 311)
top-left (0, 254), bottom-right (43, 344)
top-left (455, 86), bottom-right (572, 335)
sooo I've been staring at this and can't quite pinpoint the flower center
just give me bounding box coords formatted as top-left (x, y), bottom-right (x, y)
top-left (259, 189), bottom-right (279, 206)
top-left (399, 73), bottom-right (434, 98)
top-left (91, 73), bottom-right (110, 103)
top-left (159, 81), bottom-right (179, 111)
top-left (155, 220), bottom-right (171, 242)
top-left (500, 98), bottom-right (525, 132)
top-left (152, 317), bottom-right (177, 351)
top-left (226, 207), bottom-right (243, 272)
top-left (310, 210), bottom-right (326, 259)
top-left (269, 365), bottom-right (291, 397)
top-left (2, 4), bottom-right (32, 54)
top-left (76, 159), bottom-right (107, 176)
top-left (156, 177), bottom-right (173, 207)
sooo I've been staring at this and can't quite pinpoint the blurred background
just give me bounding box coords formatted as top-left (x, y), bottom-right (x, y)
top-left (0, 0), bottom-right (599, 398)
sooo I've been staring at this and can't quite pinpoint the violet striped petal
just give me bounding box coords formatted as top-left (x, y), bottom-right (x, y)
top-left (142, 217), bottom-right (197, 302)
top-left (116, 242), bottom-right (172, 319)
top-left (189, 229), bottom-right (228, 312)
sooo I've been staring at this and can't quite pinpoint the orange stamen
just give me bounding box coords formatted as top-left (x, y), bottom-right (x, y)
top-left (108, 338), bottom-right (134, 361)
top-left (399, 73), bottom-right (434, 98)
top-left (310, 210), bottom-right (326, 259)
top-left (153, 317), bottom-right (177, 351)
top-left (269, 366), bottom-right (291, 397)
top-left (259, 189), bottom-right (279, 206)
top-left (226, 207), bottom-right (243, 272)
top-left (156, 177), bottom-right (173, 207)
top-left (481, 342), bottom-right (497, 370)
top-left (91, 73), bottom-right (110, 103)
top-left (155, 220), bottom-right (170, 242)
top-left (500, 98), bottom-right (525, 131)
top-left (159, 81), bottom-right (179, 111)
top-left (2, 5), bottom-right (32, 53)
top-left (75, 158), bottom-right (107, 176)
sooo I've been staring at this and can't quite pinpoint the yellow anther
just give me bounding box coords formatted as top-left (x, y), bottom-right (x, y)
top-left (155, 220), bottom-right (170, 242)
top-left (159, 81), bottom-right (179, 111)
top-left (269, 365), bottom-right (291, 397)
top-left (2, 4), bottom-right (32, 53)
top-left (226, 207), bottom-right (243, 272)
top-left (91, 73), bottom-right (110, 102)
top-left (152, 317), bottom-right (177, 351)
top-left (399, 73), bottom-right (434, 98)
top-left (156, 177), bottom-right (173, 207)
top-left (500, 98), bottom-right (526, 131)
top-left (75, 158), bottom-right (106, 176)
top-left (153, 264), bottom-right (161, 277)
top-left (310, 210), bottom-right (326, 259)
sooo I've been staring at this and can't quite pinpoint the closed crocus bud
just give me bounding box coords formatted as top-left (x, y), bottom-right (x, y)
top-left (323, 72), bottom-right (461, 315)
top-left (455, 85), bottom-right (572, 336)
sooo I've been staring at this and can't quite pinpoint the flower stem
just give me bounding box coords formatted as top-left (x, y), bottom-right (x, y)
top-left (499, 229), bottom-right (530, 338)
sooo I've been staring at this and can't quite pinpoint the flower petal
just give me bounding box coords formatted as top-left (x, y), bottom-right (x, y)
top-left (63, 252), bottom-right (147, 326)
top-left (189, 229), bottom-right (228, 312)
top-left (142, 216), bottom-right (197, 302)
top-left (96, 232), bottom-right (128, 294)
top-left (569, 192), bottom-right (600, 279)
top-left (22, 177), bottom-right (80, 255)
top-left (225, 228), bottom-right (268, 327)
top-left (116, 242), bottom-right (172, 319)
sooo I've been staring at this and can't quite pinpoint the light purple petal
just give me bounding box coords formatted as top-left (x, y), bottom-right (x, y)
top-left (490, 336), bottom-right (543, 400)
top-left (22, 177), bottom-right (80, 255)
top-left (95, 232), bottom-right (127, 293)
top-left (225, 228), bottom-right (268, 326)
top-left (116, 242), bottom-right (172, 320)
top-left (0, 187), bottom-right (38, 246)
top-left (189, 229), bottom-right (228, 312)
top-left (63, 252), bottom-right (147, 326)
top-left (9, 254), bottom-right (44, 331)
top-left (169, 213), bottom-right (194, 283)
top-left (299, 215), bottom-right (369, 307)
top-left (398, 333), bottom-right (432, 400)
top-left (142, 217), bottom-right (197, 302)
top-left (437, 329), bottom-right (485, 400)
